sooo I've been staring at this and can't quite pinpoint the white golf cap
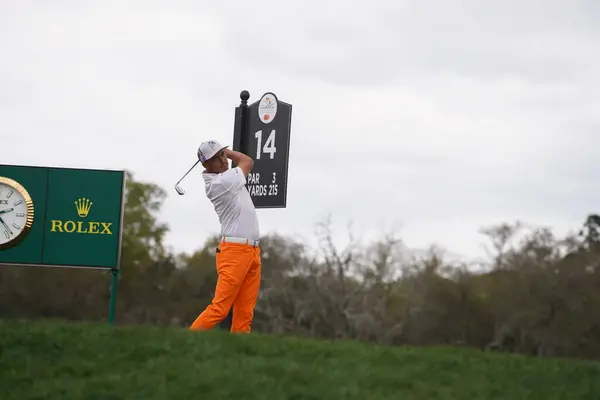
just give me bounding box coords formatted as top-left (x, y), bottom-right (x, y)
top-left (197, 140), bottom-right (228, 163)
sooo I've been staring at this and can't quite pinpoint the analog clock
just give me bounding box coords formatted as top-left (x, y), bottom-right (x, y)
top-left (0, 176), bottom-right (35, 250)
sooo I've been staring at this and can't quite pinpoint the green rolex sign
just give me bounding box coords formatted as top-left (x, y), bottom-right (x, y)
top-left (0, 163), bottom-right (126, 324)
top-left (0, 164), bottom-right (125, 269)
top-left (43, 168), bottom-right (123, 268)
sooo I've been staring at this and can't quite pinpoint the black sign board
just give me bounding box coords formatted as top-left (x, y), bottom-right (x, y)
top-left (232, 90), bottom-right (292, 208)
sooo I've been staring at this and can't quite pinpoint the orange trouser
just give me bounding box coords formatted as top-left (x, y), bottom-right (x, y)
top-left (189, 241), bottom-right (261, 333)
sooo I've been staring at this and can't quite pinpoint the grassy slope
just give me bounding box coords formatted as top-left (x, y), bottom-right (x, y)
top-left (0, 319), bottom-right (599, 399)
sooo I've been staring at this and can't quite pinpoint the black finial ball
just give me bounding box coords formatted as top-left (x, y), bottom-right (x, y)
top-left (240, 90), bottom-right (250, 101)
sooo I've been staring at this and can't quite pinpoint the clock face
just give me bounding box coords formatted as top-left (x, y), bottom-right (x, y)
top-left (0, 177), bottom-right (34, 250)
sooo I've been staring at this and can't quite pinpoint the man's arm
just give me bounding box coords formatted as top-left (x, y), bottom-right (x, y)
top-left (225, 149), bottom-right (254, 176)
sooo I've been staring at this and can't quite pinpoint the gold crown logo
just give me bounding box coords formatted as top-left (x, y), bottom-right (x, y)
top-left (74, 198), bottom-right (93, 218)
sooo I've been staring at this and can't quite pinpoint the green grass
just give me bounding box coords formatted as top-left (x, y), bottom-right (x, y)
top-left (1, 319), bottom-right (599, 399)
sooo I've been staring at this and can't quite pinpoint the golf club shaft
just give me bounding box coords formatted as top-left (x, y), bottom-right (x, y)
top-left (176, 159), bottom-right (200, 185)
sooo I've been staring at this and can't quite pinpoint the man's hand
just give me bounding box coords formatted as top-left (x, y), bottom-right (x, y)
top-left (225, 149), bottom-right (254, 176)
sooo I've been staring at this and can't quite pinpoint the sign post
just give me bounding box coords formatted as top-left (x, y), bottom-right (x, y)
top-left (0, 164), bottom-right (126, 325)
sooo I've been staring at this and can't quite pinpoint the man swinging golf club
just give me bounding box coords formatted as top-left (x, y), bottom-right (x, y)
top-left (189, 139), bottom-right (261, 333)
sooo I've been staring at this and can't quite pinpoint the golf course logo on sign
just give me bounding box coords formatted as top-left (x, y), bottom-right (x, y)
top-left (50, 197), bottom-right (113, 235)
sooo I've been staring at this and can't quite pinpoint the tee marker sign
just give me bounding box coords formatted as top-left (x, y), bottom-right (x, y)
top-left (232, 90), bottom-right (293, 208)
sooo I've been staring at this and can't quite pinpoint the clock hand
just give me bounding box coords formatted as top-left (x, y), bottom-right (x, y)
top-left (0, 208), bottom-right (14, 215)
top-left (0, 216), bottom-right (13, 235)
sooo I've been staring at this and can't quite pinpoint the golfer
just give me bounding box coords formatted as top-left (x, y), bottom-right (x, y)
top-left (189, 140), bottom-right (261, 333)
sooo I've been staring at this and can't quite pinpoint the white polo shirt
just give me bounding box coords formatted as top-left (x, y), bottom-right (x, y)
top-left (202, 166), bottom-right (259, 241)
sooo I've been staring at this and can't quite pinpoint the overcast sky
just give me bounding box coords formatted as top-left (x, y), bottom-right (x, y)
top-left (1, 0), bottom-right (599, 262)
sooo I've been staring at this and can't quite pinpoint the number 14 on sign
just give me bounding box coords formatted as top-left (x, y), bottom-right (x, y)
top-left (255, 130), bottom-right (276, 159)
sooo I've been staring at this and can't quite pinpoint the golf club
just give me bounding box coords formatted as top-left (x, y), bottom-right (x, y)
top-left (174, 159), bottom-right (201, 195)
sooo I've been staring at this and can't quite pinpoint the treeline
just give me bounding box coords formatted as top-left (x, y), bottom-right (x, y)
top-left (1, 172), bottom-right (599, 361)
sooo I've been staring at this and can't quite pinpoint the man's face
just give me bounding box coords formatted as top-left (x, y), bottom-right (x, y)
top-left (204, 150), bottom-right (228, 173)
